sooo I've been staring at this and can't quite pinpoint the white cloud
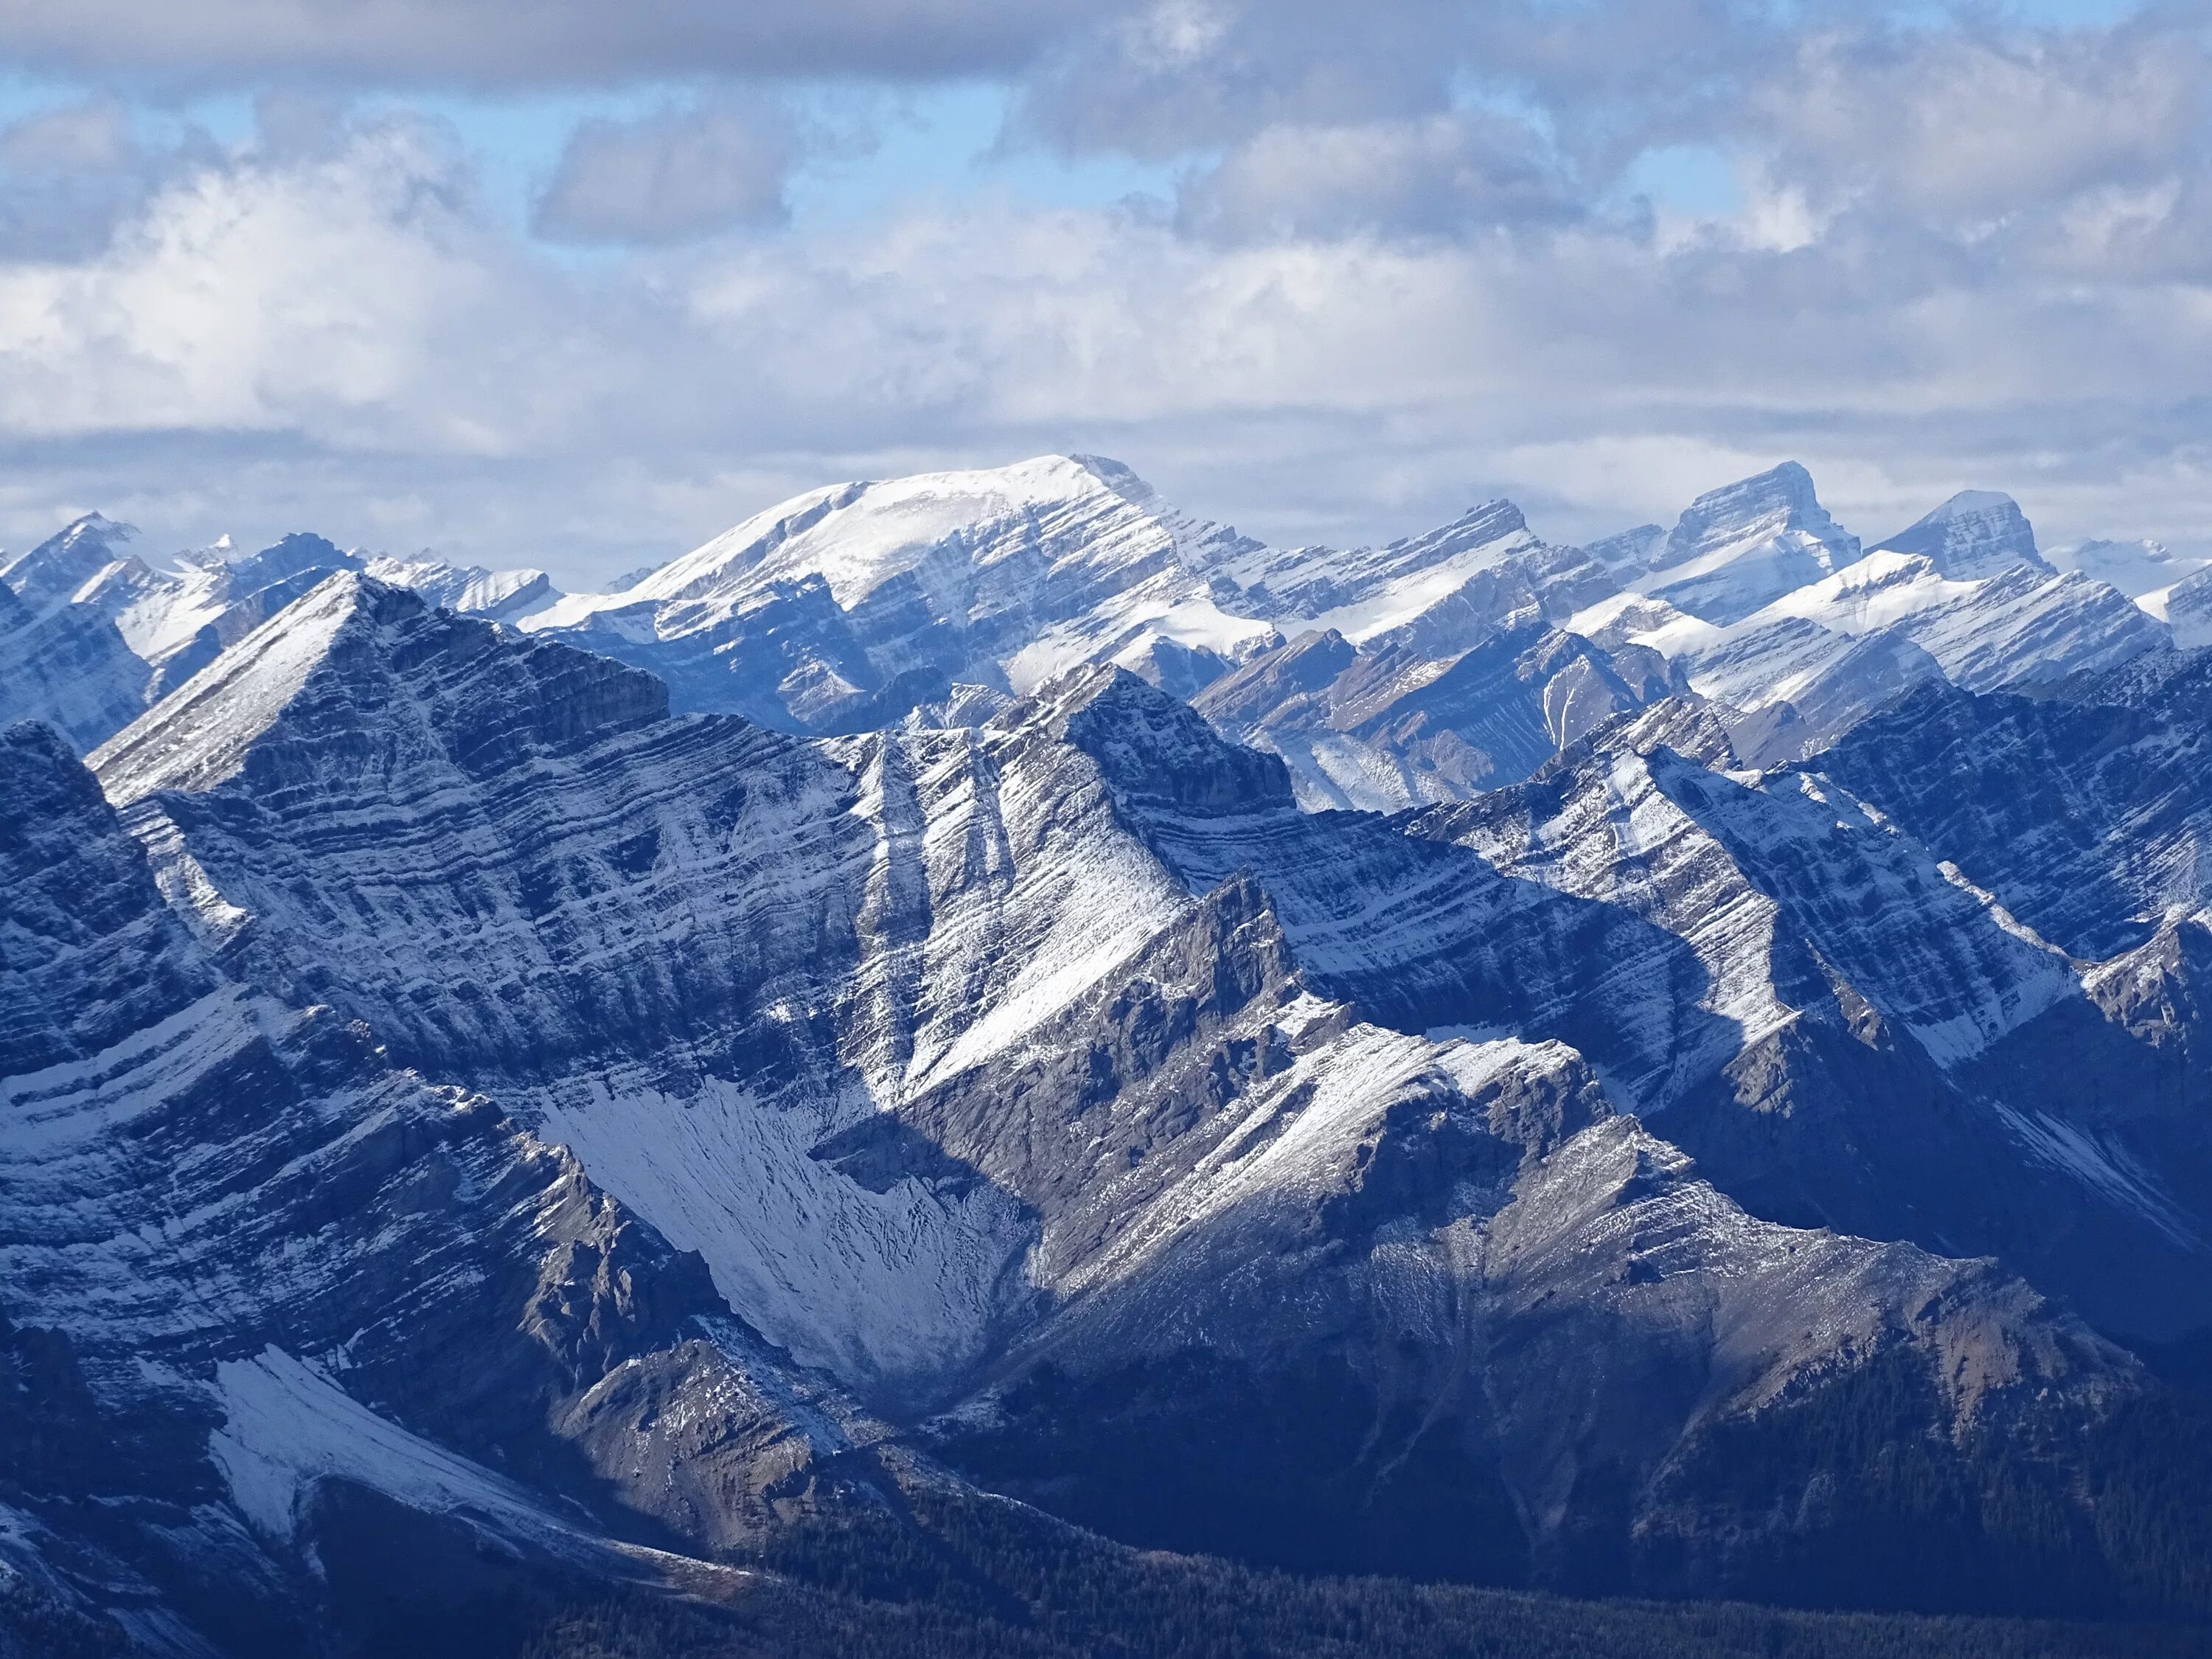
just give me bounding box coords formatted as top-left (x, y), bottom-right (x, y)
top-left (0, 98), bottom-right (223, 260)
top-left (535, 102), bottom-right (802, 243)
top-left (3, 8), bottom-right (2212, 583)
top-left (1173, 112), bottom-right (1584, 243)
top-left (1012, 0), bottom-right (1470, 159)
top-left (1761, 21), bottom-right (2207, 221)
top-left (0, 0), bottom-right (1121, 85)
top-left (0, 117), bottom-right (576, 447)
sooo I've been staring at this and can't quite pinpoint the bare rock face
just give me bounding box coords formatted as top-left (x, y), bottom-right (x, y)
top-left (1641, 463), bottom-right (1863, 625)
top-left (0, 516), bottom-right (556, 755)
top-left (30, 582), bottom-right (2212, 1646)
top-left (0, 718), bottom-right (897, 1655)
top-left (1815, 650), bottom-right (2212, 961)
top-left (1876, 490), bottom-right (2052, 582)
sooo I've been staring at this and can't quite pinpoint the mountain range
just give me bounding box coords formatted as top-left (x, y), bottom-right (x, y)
top-left (8, 456), bottom-right (2212, 1656)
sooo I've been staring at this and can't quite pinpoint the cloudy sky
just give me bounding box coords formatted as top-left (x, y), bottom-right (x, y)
top-left (0, 0), bottom-right (2206, 584)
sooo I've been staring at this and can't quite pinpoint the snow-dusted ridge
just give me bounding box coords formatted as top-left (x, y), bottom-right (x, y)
top-left (12, 451), bottom-right (2212, 1646)
top-left (90, 570), bottom-right (366, 806)
top-left (0, 518), bottom-right (554, 757)
top-left (504, 451), bottom-right (2183, 807)
top-left (15, 454), bottom-right (2181, 810)
top-left (0, 714), bottom-right (900, 1649)
top-left (77, 582), bottom-right (2212, 1368)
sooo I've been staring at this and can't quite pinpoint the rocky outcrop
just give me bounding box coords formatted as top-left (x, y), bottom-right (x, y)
top-left (15, 577), bottom-right (2212, 1641)
top-left (0, 719), bottom-right (895, 1654)
top-left (1638, 462), bottom-right (1863, 625)
top-left (1875, 490), bottom-right (2051, 582)
top-left (0, 517), bottom-right (555, 754)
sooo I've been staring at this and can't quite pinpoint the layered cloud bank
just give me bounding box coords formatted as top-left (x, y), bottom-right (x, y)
top-left (0, 0), bottom-right (2206, 582)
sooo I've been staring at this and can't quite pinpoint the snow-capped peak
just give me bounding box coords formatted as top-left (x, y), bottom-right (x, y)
top-left (1635, 462), bottom-right (1863, 625)
top-left (639, 453), bottom-right (1186, 616)
top-left (2055, 537), bottom-right (2210, 601)
top-left (90, 570), bottom-right (373, 805)
top-left (1875, 490), bottom-right (2049, 582)
top-left (0, 511), bottom-right (142, 617)
top-left (1655, 462), bottom-right (1840, 566)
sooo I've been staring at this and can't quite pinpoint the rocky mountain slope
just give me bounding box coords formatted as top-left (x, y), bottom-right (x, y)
top-left (0, 517), bottom-right (552, 753)
top-left (493, 455), bottom-right (2176, 810)
top-left (21, 453), bottom-right (2171, 811)
top-left (0, 712), bottom-right (932, 1656)
top-left (0, 577), bottom-right (146, 752)
top-left (12, 571), bottom-right (2212, 1651)
top-left (1406, 706), bottom-right (2212, 1343)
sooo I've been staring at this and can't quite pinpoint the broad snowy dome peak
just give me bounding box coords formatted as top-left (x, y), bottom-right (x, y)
top-left (2056, 536), bottom-right (2208, 600)
top-left (525, 451), bottom-right (1252, 671)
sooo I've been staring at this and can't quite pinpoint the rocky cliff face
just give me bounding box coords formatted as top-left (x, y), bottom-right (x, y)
top-left (1876, 490), bottom-right (2052, 582)
top-left (1636, 462), bottom-right (1864, 625)
top-left (25, 577), bottom-right (2212, 1649)
top-left (0, 518), bottom-right (554, 754)
top-left (509, 457), bottom-right (2177, 818)
top-left (1816, 650), bottom-right (2212, 961)
top-left (0, 716), bottom-right (906, 1655)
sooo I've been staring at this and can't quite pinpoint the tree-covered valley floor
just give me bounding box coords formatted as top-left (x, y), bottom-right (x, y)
top-left (289, 1496), bottom-right (2212, 1659)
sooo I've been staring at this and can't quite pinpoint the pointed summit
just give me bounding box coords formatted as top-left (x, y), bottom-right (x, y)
top-left (1043, 662), bottom-right (1298, 819)
top-left (90, 573), bottom-right (670, 809)
top-left (91, 570), bottom-right (377, 804)
top-left (1383, 499), bottom-right (1532, 566)
top-left (0, 512), bottom-right (140, 617)
top-left (1642, 462), bottom-right (1861, 625)
top-left (1877, 490), bottom-right (2049, 581)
